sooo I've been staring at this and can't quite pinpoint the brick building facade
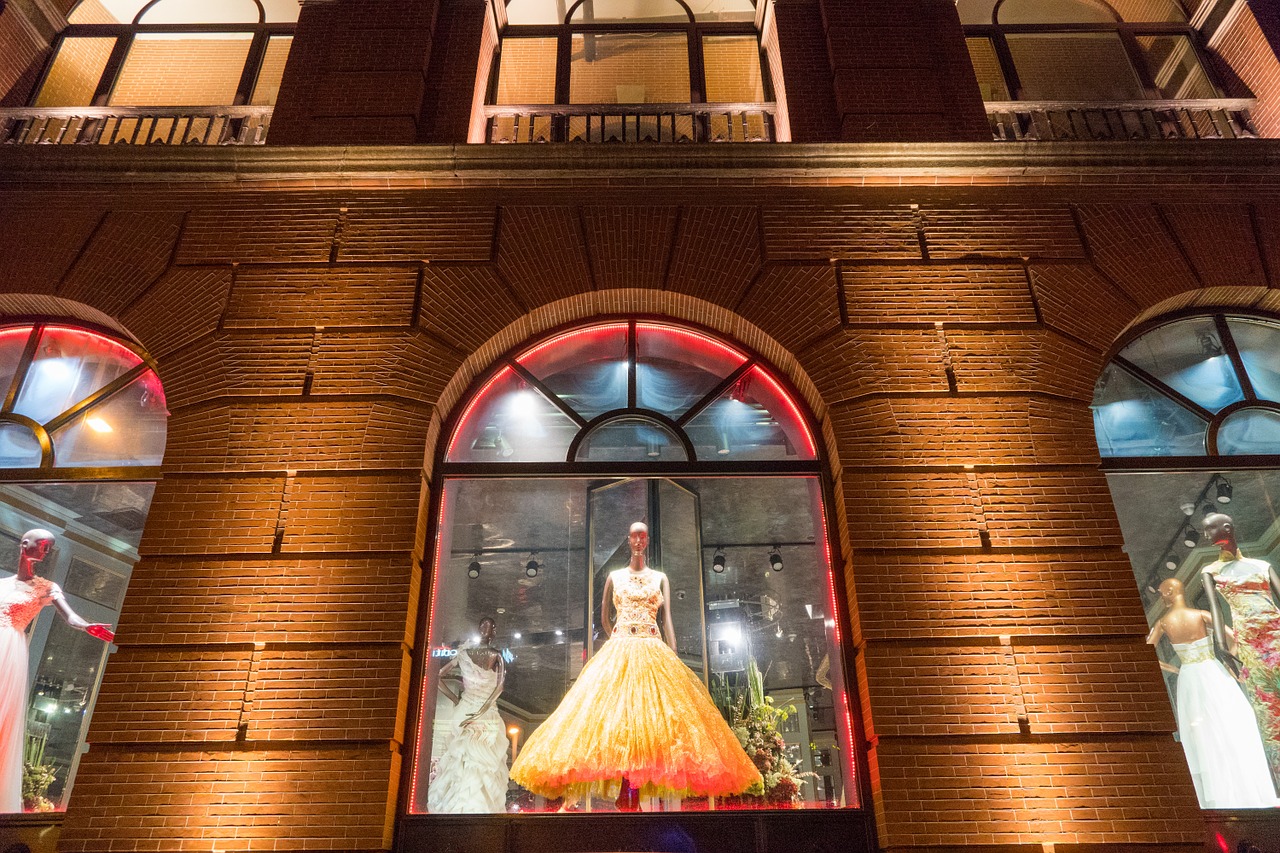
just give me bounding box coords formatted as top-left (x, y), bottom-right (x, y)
top-left (1, 0), bottom-right (1280, 852)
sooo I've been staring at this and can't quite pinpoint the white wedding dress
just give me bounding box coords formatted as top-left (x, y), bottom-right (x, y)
top-left (0, 575), bottom-right (63, 813)
top-left (427, 649), bottom-right (509, 813)
top-left (1173, 636), bottom-right (1279, 808)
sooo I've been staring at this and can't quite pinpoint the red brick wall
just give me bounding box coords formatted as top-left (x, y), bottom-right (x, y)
top-left (1209, 0), bottom-right (1280, 137)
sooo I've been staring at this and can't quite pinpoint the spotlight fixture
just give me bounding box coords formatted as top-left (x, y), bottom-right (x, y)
top-left (716, 429), bottom-right (731, 456)
top-left (712, 547), bottom-right (726, 573)
top-left (646, 439), bottom-right (661, 458)
top-left (467, 560), bottom-right (482, 579)
top-left (1217, 478), bottom-right (1233, 504)
top-left (768, 546), bottom-right (783, 573)
top-left (1163, 553), bottom-right (1179, 571)
top-left (471, 425), bottom-right (500, 451)
top-left (1182, 525), bottom-right (1199, 548)
top-left (1180, 502), bottom-right (1196, 517)
top-left (525, 554), bottom-right (540, 578)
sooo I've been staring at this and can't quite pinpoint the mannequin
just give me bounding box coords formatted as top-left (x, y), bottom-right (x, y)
top-left (1200, 512), bottom-right (1280, 783)
top-left (509, 522), bottom-right (759, 807)
top-left (1147, 578), bottom-right (1277, 807)
top-left (428, 616), bottom-right (508, 813)
top-left (0, 529), bottom-right (113, 812)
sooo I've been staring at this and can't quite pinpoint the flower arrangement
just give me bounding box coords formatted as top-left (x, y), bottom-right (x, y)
top-left (22, 728), bottom-right (56, 812)
top-left (713, 658), bottom-right (814, 806)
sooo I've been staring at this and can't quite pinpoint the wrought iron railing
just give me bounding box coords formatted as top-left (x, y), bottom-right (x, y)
top-left (986, 98), bottom-right (1257, 141)
top-left (484, 102), bottom-right (776, 143)
top-left (0, 106), bottom-right (273, 146)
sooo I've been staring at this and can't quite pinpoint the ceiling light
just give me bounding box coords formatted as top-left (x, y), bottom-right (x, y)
top-left (525, 555), bottom-right (540, 578)
top-left (1163, 554), bottom-right (1179, 571)
top-left (86, 416), bottom-right (112, 433)
top-left (712, 547), bottom-right (726, 573)
top-left (467, 560), bottom-right (481, 579)
top-left (768, 546), bottom-right (783, 573)
top-left (1182, 525), bottom-right (1199, 548)
top-left (1217, 479), bottom-right (1233, 504)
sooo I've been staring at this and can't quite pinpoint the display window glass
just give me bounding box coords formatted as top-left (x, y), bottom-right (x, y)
top-left (411, 320), bottom-right (857, 815)
top-left (0, 322), bottom-right (166, 814)
top-left (1098, 312), bottom-right (1280, 809)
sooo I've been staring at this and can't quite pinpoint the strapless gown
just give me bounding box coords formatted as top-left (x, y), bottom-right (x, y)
top-left (1172, 635), bottom-right (1278, 808)
top-left (509, 567), bottom-right (760, 801)
top-left (0, 575), bottom-right (63, 813)
top-left (428, 649), bottom-right (509, 813)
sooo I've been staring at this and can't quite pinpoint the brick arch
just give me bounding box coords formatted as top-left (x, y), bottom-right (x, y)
top-left (1117, 286), bottom-right (1280, 352)
top-left (0, 292), bottom-right (143, 345)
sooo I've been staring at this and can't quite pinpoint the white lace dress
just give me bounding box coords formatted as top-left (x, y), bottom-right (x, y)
top-left (0, 575), bottom-right (62, 813)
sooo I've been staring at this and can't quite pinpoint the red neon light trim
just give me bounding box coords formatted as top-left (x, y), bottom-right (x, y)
top-left (409, 494), bottom-right (452, 812)
top-left (815, 492), bottom-right (856, 799)
top-left (516, 323), bottom-right (630, 367)
top-left (635, 322), bottom-right (747, 365)
top-left (446, 365), bottom-right (515, 459)
top-left (43, 325), bottom-right (142, 367)
top-left (751, 366), bottom-right (817, 458)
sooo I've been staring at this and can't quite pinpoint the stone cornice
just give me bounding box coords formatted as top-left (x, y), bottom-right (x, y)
top-left (1, 141), bottom-right (1279, 188)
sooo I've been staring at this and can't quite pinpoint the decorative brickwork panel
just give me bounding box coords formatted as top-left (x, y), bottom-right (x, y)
top-left (340, 198), bottom-right (496, 262)
top-left (1028, 263), bottom-right (1138, 349)
top-left (57, 210), bottom-right (184, 314)
top-left (977, 470), bottom-right (1124, 549)
top-left (769, 0), bottom-right (840, 142)
top-left (1161, 203), bottom-right (1268, 289)
top-left (165, 401), bottom-right (430, 472)
top-left (496, 206), bottom-right (595, 303)
top-left (1076, 203), bottom-right (1201, 306)
top-left (829, 395), bottom-right (1097, 466)
top-left (248, 646), bottom-right (407, 741)
top-left (762, 204), bottom-right (919, 260)
top-left (121, 266), bottom-right (233, 359)
top-left (1208, 1), bottom-right (1280, 137)
top-left (581, 206), bottom-right (679, 290)
top-left (177, 198), bottom-right (341, 264)
top-left (311, 329), bottom-right (462, 404)
top-left (1015, 639), bottom-right (1176, 734)
top-left (117, 556), bottom-right (413, 646)
top-left (142, 476), bottom-right (283, 556)
top-left (88, 648), bottom-right (253, 743)
top-left (921, 205), bottom-right (1085, 260)
top-left (947, 328), bottom-right (1105, 401)
top-left (841, 471), bottom-right (981, 548)
top-left (58, 748), bottom-right (395, 852)
top-left (158, 332), bottom-right (312, 408)
top-left (224, 265), bottom-right (419, 329)
top-left (842, 262), bottom-right (1035, 324)
top-left (853, 549), bottom-right (1150, 640)
top-left (872, 739), bottom-right (1203, 847)
top-left (313, 71), bottom-right (427, 118)
top-left (0, 10), bottom-right (47, 108)
top-left (665, 206), bottom-right (762, 305)
top-left (861, 642), bottom-right (1019, 737)
top-left (1251, 203), bottom-right (1280, 288)
top-left (418, 263), bottom-right (526, 351)
top-left (0, 201), bottom-right (103, 294)
top-left (281, 473), bottom-right (421, 553)
top-left (802, 328), bottom-right (949, 404)
top-left (738, 263), bottom-right (841, 352)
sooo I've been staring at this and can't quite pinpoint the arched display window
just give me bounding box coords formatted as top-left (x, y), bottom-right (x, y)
top-left (1092, 311), bottom-right (1280, 810)
top-left (407, 320), bottom-right (857, 821)
top-left (0, 320), bottom-right (167, 813)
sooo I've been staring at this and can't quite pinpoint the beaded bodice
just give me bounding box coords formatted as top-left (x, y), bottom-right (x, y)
top-left (0, 575), bottom-right (58, 632)
top-left (1207, 557), bottom-right (1278, 622)
top-left (612, 568), bottom-right (663, 638)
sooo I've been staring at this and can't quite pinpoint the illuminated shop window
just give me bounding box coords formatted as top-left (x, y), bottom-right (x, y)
top-left (960, 0), bottom-right (1221, 102)
top-left (410, 320), bottom-right (857, 815)
top-left (0, 322), bottom-right (167, 813)
top-left (33, 0), bottom-right (298, 109)
top-left (1093, 312), bottom-right (1280, 810)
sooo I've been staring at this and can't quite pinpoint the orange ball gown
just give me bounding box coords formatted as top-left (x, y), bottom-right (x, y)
top-left (509, 567), bottom-right (761, 802)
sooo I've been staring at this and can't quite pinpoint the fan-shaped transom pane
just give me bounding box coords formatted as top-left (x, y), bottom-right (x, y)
top-left (995, 0), bottom-right (1120, 24)
top-left (70, 0), bottom-right (300, 24)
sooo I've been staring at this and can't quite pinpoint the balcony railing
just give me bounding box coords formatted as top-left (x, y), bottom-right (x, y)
top-left (986, 99), bottom-right (1257, 141)
top-left (484, 102), bottom-right (776, 143)
top-left (0, 106), bottom-right (273, 146)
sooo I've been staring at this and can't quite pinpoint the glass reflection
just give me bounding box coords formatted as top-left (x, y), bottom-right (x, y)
top-left (1120, 317), bottom-right (1244, 413)
top-left (0, 424), bottom-right (41, 469)
top-left (636, 324), bottom-right (745, 418)
top-left (684, 367), bottom-right (816, 461)
top-left (447, 368), bottom-right (579, 463)
top-left (517, 325), bottom-right (628, 420)
top-left (1092, 363), bottom-right (1207, 456)
top-left (1217, 409), bottom-right (1280, 456)
top-left (51, 370), bottom-right (167, 467)
top-left (575, 417), bottom-right (688, 462)
top-left (1228, 319), bottom-right (1280, 403)
top-left (12, 328), bottom-right (141, 427)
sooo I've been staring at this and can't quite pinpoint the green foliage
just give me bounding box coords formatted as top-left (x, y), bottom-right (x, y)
top-left (713, 659), bottom-right (815, 806)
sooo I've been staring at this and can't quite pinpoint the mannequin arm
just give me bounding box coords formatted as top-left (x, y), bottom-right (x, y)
top-left (659, 574), bottom-right (677, 655)
top-left (1145, 619), bottom-right (1164, 645)
top-left (1202, 572), bottom-right (1229, 651)
top-left (51, 595), bottom-right (113, 642)
top-left (438, 656), bottom-right (462, 705)
top-left (464, 657), bottom-right (505, 725)
top-left (600, 574), bottom-right (615, 640)
top-left (1269, 565), bottom-right (1280, 605)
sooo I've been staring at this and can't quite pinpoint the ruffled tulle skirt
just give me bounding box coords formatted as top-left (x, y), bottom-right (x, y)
top-left (428, 705), bottom-right (509, 813)
top-left (509, 635), bottom-right (760, 801)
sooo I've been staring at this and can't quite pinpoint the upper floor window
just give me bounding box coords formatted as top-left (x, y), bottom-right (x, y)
top-left (961, 0), bottom-right (1220, 102)
top-left (9, 0), bottom-right (298, 145)
top-left (482, 0), bottom-right (783, 142)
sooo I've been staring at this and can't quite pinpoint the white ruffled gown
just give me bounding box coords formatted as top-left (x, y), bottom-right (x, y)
top-left (0, 575), bottom-right (63, 813)
top-left (1173, 635), bottom-right (1280, 808)
top-left (427, 650), bottom-right (509, 813)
